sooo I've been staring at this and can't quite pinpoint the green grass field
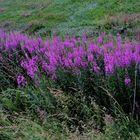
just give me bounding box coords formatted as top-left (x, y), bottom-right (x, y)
top-left (0, 0), bottom-right (140, 37)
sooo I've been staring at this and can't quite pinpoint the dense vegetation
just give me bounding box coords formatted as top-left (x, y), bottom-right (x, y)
top-left (0, 0), bottom-right (140, 140)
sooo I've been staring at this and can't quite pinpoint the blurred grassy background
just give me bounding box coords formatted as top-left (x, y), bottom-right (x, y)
top-left (0, 0), bottom-right (140, 37)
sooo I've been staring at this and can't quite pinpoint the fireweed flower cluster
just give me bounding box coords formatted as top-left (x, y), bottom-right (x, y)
top-left (21, 57), bottom-right (38, 79)
top-left (0, 30), bottom-right (139, 86)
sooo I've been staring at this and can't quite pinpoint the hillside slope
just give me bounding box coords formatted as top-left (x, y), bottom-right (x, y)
top-left (0, 0), bottom-right (140, 37)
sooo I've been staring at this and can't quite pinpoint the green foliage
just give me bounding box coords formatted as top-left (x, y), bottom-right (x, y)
top-left (1, 60), bottom-right (140, 137)
top-left (1, 111), bottom-right (140, 140)
top-left (1, 66), bottom-right (140, 139)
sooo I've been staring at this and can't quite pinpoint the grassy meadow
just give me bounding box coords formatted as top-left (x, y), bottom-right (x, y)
top-left (0, 0), bottom-right (140, 36)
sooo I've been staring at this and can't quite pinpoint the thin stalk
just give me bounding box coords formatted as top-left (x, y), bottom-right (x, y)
top-left (132, 63), bottom-right (138, 117)
top-left (99, 86), bottom-right (125, 116)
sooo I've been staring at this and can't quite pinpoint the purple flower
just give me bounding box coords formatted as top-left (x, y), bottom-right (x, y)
top-left (17, 75), bottom-right (27, 87)
top-left (124, 77), bottom-right (131, 86)
top-left (21, 57), bottom-right (38, 79)
top-left (0, 31), bottom-right (140, 84)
